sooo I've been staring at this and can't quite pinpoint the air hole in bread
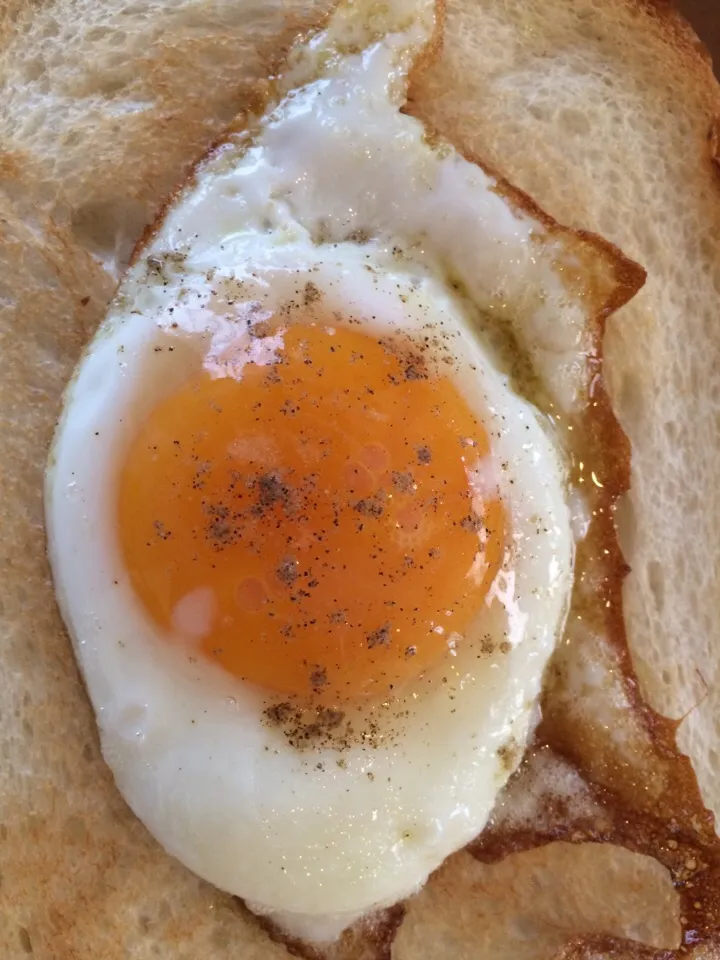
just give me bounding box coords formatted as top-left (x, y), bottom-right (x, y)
top-left (119, 3), bottom-right (153, 20)
top-left (0, 282), bottom-right (17, 309)
top-left (699, 235), bottom-right (718, 261)
top-left (84, 25), bottom-right (115, 43)
top-left (70, 197), bottom-right (149, 268)
top-left (614, 369), bottom-right (644, 427)
top-left (663, 419), bottom-right (679, 444)
top-left (95, 49), bottom-right (133, 72)
top-left (17, 108), bottom-right (47, 141)
top-left (646, 562), bottom-right (665, 614)
top-left (574, 19), bottom-right (605, 43)
top-left (64, 814), bottom-right (87, 843)
top-left (211, 925), bottom-right (232, 949)
top-left (106, 31), bottom-right (129, 48)
top-left (66, 53), bottom-right (134, 98)
top-left (633, 223), bottom-right (659, 258)
top-left (528, 102), bottom-right (550, 123)
top-left (189, 45), bottom-right (247, 69)
top-left (21, 58), bottom-right (45, 83)
top-left (62, 130), bottom-right (82, 148)
top-left (507, 913), bottom-right (540, 940)
top-left (17, 926), bottom-right (32, 954)
top-left (558, 108), bottom-right (591, 136)
top-left (35, 18), bottom-right (60, 40)
top-left (96, 72), bottom-right (134, 97)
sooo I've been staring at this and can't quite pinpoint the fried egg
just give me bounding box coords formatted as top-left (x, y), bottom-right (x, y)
top-left (46, 0), bottom-right (582, 941)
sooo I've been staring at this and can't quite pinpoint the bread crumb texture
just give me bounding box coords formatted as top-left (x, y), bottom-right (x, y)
top-left (0, 0), bottom-right (718, 958)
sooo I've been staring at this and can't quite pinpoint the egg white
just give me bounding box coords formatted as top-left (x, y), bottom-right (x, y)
top-left (46, 0), bottom-right (577, 939)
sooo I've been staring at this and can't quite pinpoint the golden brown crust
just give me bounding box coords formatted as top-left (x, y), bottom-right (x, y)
top-left (492, 181), bottom-right (646, 332)
top-left (553, 934), bottom-right (676, 960)
top-left (472, 745), bottom-right (720, 948)
top-left (408, 115), bottom-right (648, 335)
top-left (638, 0), bottom-right (715, 67)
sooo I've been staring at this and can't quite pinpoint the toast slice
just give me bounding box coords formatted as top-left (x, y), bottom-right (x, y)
top-left (0, 1), bottom-right (718, 959)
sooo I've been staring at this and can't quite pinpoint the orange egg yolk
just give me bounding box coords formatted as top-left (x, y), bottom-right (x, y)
top-left (118, 323), bottom-right (503, 703)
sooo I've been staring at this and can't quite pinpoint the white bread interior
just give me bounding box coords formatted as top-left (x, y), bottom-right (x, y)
top-left (0, 0), bottom-right (718, 958)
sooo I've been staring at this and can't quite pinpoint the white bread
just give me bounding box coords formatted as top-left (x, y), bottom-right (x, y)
top-left (0, 1), bottom-right (718, 959)
top-left (409, 0), bottom-right (720, 820)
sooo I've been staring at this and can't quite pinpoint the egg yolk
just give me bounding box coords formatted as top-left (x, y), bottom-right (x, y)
top-left (118, 323), bottom-right (503, 703)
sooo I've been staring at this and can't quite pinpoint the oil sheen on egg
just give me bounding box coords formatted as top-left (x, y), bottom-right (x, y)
top-left (46, 0), bottom-right (579, 942)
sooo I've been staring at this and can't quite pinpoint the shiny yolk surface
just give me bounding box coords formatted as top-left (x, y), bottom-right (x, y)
top-left (118, 323), bottom-right (503, 703)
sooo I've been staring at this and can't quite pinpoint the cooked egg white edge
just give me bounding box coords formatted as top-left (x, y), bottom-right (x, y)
top-left (47, 255), bottom-right (572, 922)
